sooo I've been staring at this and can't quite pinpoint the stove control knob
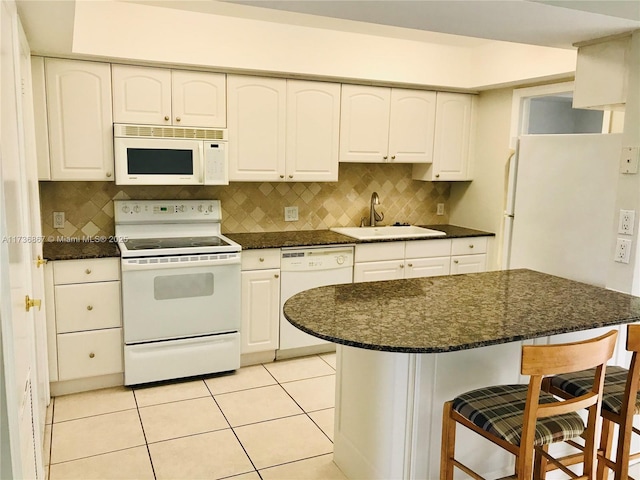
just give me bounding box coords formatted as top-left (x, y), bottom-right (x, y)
top-left (197, 204), bottom-right (204, 212)
top-left (122, 205), bottom-right (130, 214)
top-left (207, 204), bottom-right (214, 212)
top-left (176, 205), bottom-right (185, 212)
top-left (133, 205), bottom-right (141, 213)
top-left (336, 255), bottom-right (345, 265)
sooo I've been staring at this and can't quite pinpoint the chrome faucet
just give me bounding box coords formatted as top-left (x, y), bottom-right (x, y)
top-left (369, 192), bottom-right (384, 227)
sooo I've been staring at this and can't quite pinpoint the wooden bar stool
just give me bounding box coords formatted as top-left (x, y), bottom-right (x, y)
top-left (441, 330), bottom-right (618, 480)
top-left (546, 324), bottom-right (640, 479)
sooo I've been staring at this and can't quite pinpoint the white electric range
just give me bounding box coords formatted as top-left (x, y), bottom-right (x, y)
top-left (115, 200), bottom-right (241, 385)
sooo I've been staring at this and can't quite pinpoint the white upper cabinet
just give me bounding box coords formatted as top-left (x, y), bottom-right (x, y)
top-left (227, 75), bottom-right (286, 181)
top-left (45, 58), bottom-right (114, 181)
top-left (340, 85), bottom-right (436, 164)
top-left (112, 65), bottom-right (226, 127)
top-left (286, 80), bottom-right (340, 181)
top-left (412, 92), bottom-right (474, 181)
top-left (31, 56), bottom-right (51, 180)
top-left (228, 76), bottom-right (340, 182)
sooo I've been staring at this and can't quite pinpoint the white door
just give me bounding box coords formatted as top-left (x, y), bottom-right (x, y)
top-left (339, 85), bottom-right (390, 162)
top-left (286, 80), bottom-right (340, 181)
top-left (388, 89), bottom-right (436, 163)
top-left (509, 134), bottom-right (621, 286)
top-left (111, 64), bottom-right (171, 125)
top-left (1, 2), bottom-right (44, 477)
top-left (171, 70), bottom-right (226, 128)
top-left (227, 75), bottom-right (286, 181)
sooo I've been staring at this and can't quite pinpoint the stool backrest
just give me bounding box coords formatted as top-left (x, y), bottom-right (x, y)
top-left (519, 330), bottom-right (618, 476)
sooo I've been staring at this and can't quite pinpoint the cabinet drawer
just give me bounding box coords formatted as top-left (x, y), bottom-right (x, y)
top-left (57, 328), bottom-right (123, 381)
top-left (451, 254), bottom-right (487, 275)
top-left (55, 282), bottom-right (122, 333)
top-left (404, 239), bottom-right (451, 259)
top-left (54, 258), bottom-right (120, 285)
top-left (241, 249), bottom-right (281, 270)
top-left (355, 242), bottom-right (405, 263)
top-left (451, 237), bottom-right (488, 256)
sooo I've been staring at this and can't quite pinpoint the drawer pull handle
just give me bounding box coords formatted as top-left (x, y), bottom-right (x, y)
top-left (399, 264), bottom-right (404, 268)
top-left (469, 244), bottom-right (474, 249)
top-left (87, 305), bottom-right (93, 311)
top-left (274, 274), bottom-right (279, 279)
top-left (454, 260), bottom-right (459, 264)
top-left (259, 258), bottom-right (265, 262)
top-left (85, 269), bottom-right (92, 274)
top-left (407, 263), bottom-right (413, 267)
top-left (164, 116), bottom-right (170, 121)
top-left (89, 353), bottom-right (95, 359)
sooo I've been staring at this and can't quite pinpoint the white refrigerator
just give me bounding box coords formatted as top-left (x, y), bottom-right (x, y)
top-left (504, 133), bottom-right (622, 287)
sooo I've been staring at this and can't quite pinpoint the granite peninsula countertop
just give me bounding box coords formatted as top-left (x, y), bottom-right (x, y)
top-left (225, 224), bottom-right (493, 249)
top-left (283, 269), bottom-right (640, 354)
top-left (43, 241), bottom-right (120, 261)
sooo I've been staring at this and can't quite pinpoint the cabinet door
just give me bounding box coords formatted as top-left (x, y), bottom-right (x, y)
top-left (228, 75), bottom-right (286, 181)
top-left (111, 65), bottom-right (171, 125)
top-left (241, 269), bottom-right (280, 354)
top-left (432, 92), bottom-right (473, 180)
top-left (450, 254), bottom-right (487, 275)
top-left (405, 257), bottom-right (450, 278)
top-left (172, 70), bottom-right (226, 128)
top-left (286, 80), bottom-right (340, 181)
top-left (354, 260), bottom-right (404, 283)
top-left (31, 56), bottom-right (50, 180)
top-left (46, 59), bottom-right (114, 180)
top-left (339, 85), bottom-right (391, 162)
top-left (388, 89), bottom-right (436, 163)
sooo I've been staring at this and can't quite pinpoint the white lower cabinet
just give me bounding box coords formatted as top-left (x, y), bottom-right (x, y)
top-left (240, 249), bottom-right (281, 364)
top-left (46, 258), bottom-right (123, 395)
top-left (355, 237), bottom-right (487, 283)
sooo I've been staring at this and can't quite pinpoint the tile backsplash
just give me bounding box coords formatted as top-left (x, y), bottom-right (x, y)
top-left (39, 163), bottom-right (450, 238)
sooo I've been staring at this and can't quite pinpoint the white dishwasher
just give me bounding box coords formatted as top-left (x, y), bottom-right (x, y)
top-left (278, 245), bottom-right (354, 359)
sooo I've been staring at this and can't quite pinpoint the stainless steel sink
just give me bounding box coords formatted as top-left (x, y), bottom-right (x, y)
top-left (331, 225), bottom-right (446, 240)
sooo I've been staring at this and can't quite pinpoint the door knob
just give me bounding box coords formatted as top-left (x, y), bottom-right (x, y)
top-left (25, 295), bottom-right (41, 312)
top-left (36, 256), bottom-right (48, 268)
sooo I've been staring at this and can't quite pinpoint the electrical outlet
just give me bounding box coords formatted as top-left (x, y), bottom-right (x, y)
top-left (53, 211), bottom-right (65, 229)
top-left (284, 206), bottom-right (298, 222)
top-left (436, 203), bottom-right (445, 216)
top-left (618, 209), bottom-right (635, 235)
top-left (615, 238), bottom-right (632, 264)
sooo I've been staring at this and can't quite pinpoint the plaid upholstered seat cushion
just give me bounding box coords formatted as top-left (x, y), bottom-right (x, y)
top-left (452, 384), bottom-right (585, 447)
top-left (549, 366), bottom-right (640, 415)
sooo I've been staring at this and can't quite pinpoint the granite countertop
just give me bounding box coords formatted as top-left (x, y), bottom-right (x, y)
top-left (283, 269), bottom-right (640, 354)
top-left (226, 224), bottom-right (493, 250)
top-left (43, 241), bottom-right (120, 261)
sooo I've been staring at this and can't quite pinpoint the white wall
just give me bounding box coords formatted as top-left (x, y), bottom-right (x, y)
top-left (448, 88), bottom-right (514, 271)
top-left (61, 0), bottom-right (577, 91)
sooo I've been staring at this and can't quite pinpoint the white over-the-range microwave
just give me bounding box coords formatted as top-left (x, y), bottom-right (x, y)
top-left (114, 123), bottom-right (228, 185)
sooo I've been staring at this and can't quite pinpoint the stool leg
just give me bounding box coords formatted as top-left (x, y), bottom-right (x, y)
top-left (441, 401), bottom-right (456, 480)
top-left (597, 419), bottom-right (613, 480)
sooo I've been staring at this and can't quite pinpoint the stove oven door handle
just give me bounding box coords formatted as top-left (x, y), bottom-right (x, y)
top-left (121, 256), bottom-right (241, 271)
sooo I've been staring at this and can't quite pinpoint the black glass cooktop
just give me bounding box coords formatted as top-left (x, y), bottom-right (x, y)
top-left (123, 236), bottom-right (231, 251)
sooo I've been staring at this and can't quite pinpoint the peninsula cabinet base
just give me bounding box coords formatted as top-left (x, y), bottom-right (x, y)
top-left (333, 326), bottom-right (628, 479)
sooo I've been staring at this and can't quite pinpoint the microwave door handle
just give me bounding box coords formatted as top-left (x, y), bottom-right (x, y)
top-left (199, 142), bottom-right (204, 183)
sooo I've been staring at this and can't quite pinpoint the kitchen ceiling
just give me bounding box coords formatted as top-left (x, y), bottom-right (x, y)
top-left (194, 0), bottom-right (640, 48)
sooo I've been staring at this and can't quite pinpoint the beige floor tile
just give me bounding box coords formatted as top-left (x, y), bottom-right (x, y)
top-left (259, 454), bottom-right (347, 480)
top-left (43, 424), bottom-right (52, 467)
top-left (45, 399), bottom-right (54, 425)
top-left (205, 364), bottom-right (277, 394)
top-left (281, 375), bottom-right (336, 412)
top-left (234, 414), bottom-right (333, 470)
top-left (215, 385), bottom-right (302, 427)
top-left (264, 356), bottom-right (335, 383)
top-left (49, 446), bottom-right (154, 480)
top-left (54, 387), bottom-right (136, 422)
top-left (319, 352), bottom-right (337, 369)
top-left (149, 429), bottom-right (254, 480)
top-left (308, 408), bottom-right (335, 441)
top-left (134, 379), bottom-right (210, 407)
top-left (227, 472), bottom-right (261, 480)
top-left (50, 410), bottom-right (145, 464)
top-left (139, 396), bottom-right (228, 443)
